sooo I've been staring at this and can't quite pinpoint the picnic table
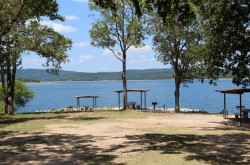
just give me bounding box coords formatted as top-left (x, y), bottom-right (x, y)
top-left (236, 106), bottom-right (250, 119)
top-left (74, 95), bottom-right (100, 110)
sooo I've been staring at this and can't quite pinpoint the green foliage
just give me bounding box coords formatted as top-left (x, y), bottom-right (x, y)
top-left (0, 0), bottom-right (72, 74)
top-left (0, 80), bottom-right (34, 111)
top-left (23, 21), bottom-right (72, 73)
top-left (92, 0), bottom-right (143, 16)
top-left (0, 101), bottom-right (4, 115)
top-left (93, 0), bottom-right (249, 88)
top-left (0, 0), bottom-right (64, 37)
top-left (89, 0), bottom-right (147, 109)
top-left (195, 0), bottom-right (250, 86)
top-left (147, 1), bottom-right (204, 112)
top-left (17, 78), bottom-right (40, 83)
top-left (13, 80), bottom-right (35, 108)
top-left (89, 0), bottom-right (146, 56)
top-left (0, 0), bottom-right (72, 114)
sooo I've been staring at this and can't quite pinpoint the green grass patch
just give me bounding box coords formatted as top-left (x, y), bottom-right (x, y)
top-left (0, 110), bottom-right (150, 135)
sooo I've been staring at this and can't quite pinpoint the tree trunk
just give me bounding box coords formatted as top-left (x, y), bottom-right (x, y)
top-left (174, 77), bottom-right (181, 113)
top-left (8, 48), bottom-right (18, 115)
top-left (6, 56), bottom-right (15, 115)
top-left (0, 51), bottom-right (7, 114)
top-left (7, 96), bottom-right (14, 115)
top-left (6, 67), bottom-right (17, 115)
top-left (4, 36), bottom-right (15, 115)
top-left (173, 47), bottom-right (181, 113)
top-left (122, 53), bottom-right (128, 110)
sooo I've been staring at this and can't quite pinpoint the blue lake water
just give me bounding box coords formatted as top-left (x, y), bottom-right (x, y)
top-left (19, 80), bottom-right (250, 114)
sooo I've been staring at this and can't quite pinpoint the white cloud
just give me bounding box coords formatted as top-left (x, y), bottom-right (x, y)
top-left (128, 55), bottom-right (156, 65)
top-left (103, 45), bottom-right (153, 57)
top-left (22, 58), bottom-right (44, 68)
top-left (72, 0), bottom-right (88, 3)
top-left (65, 15), bottom-right (79, 21)
top-left (127, 45), bottom-right (153, 55)
top-left (74, 42), bottom-right (90, 48)
top-left (79, 55), bottom-right (95, 63)
top-left (41, 20), bottom-right (77, 33)
top-left (103, 49), bottom-right (121, 57)
top-left (103, 49), bottom-right (113, 56)
top-left (23, 58), bottom-right (40, 64)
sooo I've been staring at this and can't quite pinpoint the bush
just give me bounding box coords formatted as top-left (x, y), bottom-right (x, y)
top-left (0, 80), bottom-right (35, 113)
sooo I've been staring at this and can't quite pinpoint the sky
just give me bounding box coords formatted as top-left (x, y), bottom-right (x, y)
top-left (21, 0), bottom-right (166, 73)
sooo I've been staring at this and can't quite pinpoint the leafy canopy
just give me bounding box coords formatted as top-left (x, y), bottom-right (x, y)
top-left (89, 0), bottom-right (146, 60)
top-left (200, 0), bottom-right (250, 86)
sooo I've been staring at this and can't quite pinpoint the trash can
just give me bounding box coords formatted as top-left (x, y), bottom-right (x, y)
top-left (129, 102), bottom-right (136, 109)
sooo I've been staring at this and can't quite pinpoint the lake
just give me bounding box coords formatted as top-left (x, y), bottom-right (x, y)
top-left (19, 80), bottom-right (250, 114)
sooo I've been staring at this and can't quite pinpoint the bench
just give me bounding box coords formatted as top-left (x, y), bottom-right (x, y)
top-left (67, 106), bottom-right (74, 110)
top-left (236, 106), bottom-right (249, 119)
top-left (234, 113), bottom-right (240, 119)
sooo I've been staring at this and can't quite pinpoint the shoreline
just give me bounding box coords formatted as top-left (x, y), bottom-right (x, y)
top-left (17, 107), bottom-right (211, 114)
top-left (25, 78), bottom-right (233, 84)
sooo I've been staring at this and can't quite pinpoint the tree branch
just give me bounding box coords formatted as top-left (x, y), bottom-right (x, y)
top-left (108, 48), bottom-right (123, 62)
top-left (1, 2), bottom-right (25, 36)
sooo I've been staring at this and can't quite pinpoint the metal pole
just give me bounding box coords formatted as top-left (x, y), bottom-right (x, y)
top-left (240, 94), bottom-right (242, 126)
top-left (140, 92), bottom-right (142, 109)
top-left (77, 98), bottom-right (80, 110)
top-left (144, 92), bottom-right (146, 109)
top-left (224, 93), bottom-right (226, 118)
top-left (118, 93), bottom-right (121, 110)
top-left (95, 98), bottom-right (97, 109)
top-left (93, 98), bottom-right (94, 110)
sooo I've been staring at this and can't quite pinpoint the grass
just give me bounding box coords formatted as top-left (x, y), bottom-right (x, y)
top-left (118, 151), bottom-right (206, 165)
top-left (0, 110), bottom-right (249, 164)
top-left (0, 110), bottom-right (149, 134)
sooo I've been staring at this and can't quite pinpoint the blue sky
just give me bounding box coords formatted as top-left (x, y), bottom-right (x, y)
top-left (21, 0), bottom-right (166, 72)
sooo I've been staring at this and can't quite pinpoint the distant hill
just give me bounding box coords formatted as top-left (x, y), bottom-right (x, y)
top-left (16, 69), bottom-right (175, 81)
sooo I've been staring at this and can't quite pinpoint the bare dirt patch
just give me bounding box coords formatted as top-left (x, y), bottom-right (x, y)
top-left (1, 112), bottom-right (249, 164)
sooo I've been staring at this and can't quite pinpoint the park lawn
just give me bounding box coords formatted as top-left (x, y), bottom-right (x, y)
top-left (0, 110), bottom-right (249, 164)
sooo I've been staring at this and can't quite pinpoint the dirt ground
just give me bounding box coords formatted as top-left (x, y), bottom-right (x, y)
top-left (1, 112), bottom-right (250, 165)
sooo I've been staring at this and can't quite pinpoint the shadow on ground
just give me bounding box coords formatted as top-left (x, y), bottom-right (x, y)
top-left (0, 133), bottom-right (123, 165)
top-left (121, 133), bottom-right (250, 165)
top-left (0, 132), bottom-right (250, 164)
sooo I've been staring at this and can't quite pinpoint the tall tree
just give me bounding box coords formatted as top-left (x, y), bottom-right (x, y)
top-left (148, 1), bottom-right (204, 112)
top-left (199, 0), bottom-right (250, 86)
top-left (89, 0), bottom-right (146, 109)
top-left (0, 0), bottom-right (72, 115)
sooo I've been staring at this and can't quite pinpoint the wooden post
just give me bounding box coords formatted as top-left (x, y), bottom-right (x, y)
top-left (144, 92), bottom-right (146, 109)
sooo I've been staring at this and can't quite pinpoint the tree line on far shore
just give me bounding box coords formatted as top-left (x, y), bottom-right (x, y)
top-left (15, 69), bottom-right (233, 82)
